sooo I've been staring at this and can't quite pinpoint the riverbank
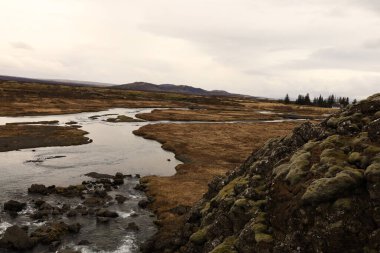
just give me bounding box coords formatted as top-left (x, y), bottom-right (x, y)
top-left (133, 122), bottom-right (302, 252)
top-left (0, 124), bottom-right (91, 152)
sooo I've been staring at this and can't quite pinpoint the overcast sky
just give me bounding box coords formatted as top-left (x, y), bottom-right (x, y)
top-left (1, 0), bottom-right (380, 99)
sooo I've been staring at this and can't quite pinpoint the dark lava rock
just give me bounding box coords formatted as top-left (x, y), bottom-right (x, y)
top-left (4, 200), bottom-right (26, 213)
top-left (30, 222), bottom-right (79, 244)
top-left (96, 208), bottom-right (119, 218)
top-left (115, 172), bottom-right (124, 179)
top-left (138, 199), bottom-right (149, 209)
top-left (134, 183), bottom-right (147, 191)
top-left (78, 239), bottom-right (91, 245)
top-left (28, 184), bottom-right (48, 195)
top-left (115, 194), bottom-right (128, 204)
top-left (34, 199), bottom-right (46, 208)
top-left (126, 222), bottom-right (140, 231)
top-left (85, 172), bottom-right (114, 179)
top-left (83, 197), bottom-right (105, 207)
top-left (0, 225), bottom-right (34, 250)
top-left (113, 178), bottom-right (124, 185)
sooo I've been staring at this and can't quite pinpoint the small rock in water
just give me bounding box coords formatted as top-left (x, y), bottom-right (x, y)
top-left (126, 222), bottom-right (140, 231)
top-left (115, 194), bottom-right (129, 204)
top-left (28, 184), bottom-right (48, 195)
top-left (135, 174), bottom-right (141, 178)
top-left (167, 158), bottom-right (171, 162)
top-left (138, 199), bottom-right (149, 209)
top-left (96, 208), bottom-right (119, 218)
top-left (78, 239), bottom-right (91, 245)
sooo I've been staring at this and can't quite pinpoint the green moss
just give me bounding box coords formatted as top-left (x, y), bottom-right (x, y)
top-left (325, 165), bottom-right (344, 178)
top-left (333, 198), bottom-right (353, 210)
top-left (351, 132), bottom-right (369, 147)
top-left (214, 176), bottom-right (248, 201)
top-left (348, 152), bottom-right (361, 164)
top-left (320, 148), bottom-right (347, 166)
top-left (273, 163), bottom-right (290, 178)
top-left (189, 227), bottom-right (208, 245)
top-left (302, 170), bottom-right (363, 203)
top-left (252, 223), bottom-right (267, 233)
top-left (365, 162), bottom-right (380, 182)
top-left (320, 135), bottom-right (343, 149)
top-left (364, 145), bottom-right (380, 155)
top-left (327, 117), bottom-right (339, 128)
top-left (209, 236), bottom-right (237, 253)
top-left (302, 141), bottom-right (320, 151)
top-left (254, 233), bottom-right (273, 244)
top-left (201, 202), bottom-right (211, 216)
top-left (253, 212), bottom-right (267, 224)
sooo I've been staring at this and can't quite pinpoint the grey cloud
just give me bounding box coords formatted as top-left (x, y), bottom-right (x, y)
top-left (285, 47), bottom-right (380, 72)
top-left (10, 42), bottom-right (33, 50)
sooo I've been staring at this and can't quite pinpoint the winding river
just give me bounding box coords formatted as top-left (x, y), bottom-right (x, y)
top-left (0, 108), bottom-right (181, 253)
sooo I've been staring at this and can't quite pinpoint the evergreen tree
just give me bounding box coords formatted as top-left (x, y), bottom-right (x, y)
top-left (284, 94), bottom-right (290, 104)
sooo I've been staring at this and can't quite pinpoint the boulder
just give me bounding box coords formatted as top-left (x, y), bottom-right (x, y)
top-left (0, 225), bottom-right (34, 250)
top-left (4, 200), bottom-right (26, 213)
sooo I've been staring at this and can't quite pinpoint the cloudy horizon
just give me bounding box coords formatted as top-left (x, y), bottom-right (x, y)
top-left (1, 0), bottom-right (380, 99)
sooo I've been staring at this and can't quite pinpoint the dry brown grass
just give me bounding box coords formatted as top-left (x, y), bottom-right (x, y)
top-left (0, 124), bottom-right (90, 151)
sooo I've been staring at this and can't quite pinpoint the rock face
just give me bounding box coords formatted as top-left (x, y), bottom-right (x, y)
top-left (165, 94), bottom-right (380, 253)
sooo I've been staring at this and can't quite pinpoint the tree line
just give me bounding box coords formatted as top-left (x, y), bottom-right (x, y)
top-left (283, 93), bottom-right (356, 108)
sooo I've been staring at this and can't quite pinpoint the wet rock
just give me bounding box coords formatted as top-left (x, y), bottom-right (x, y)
top-left (0, 225), bottom-right (34, 250)
top-left (68, 223), bottom-right (81, 233)
top-left (115, 194), bottom-right (128, 204)
top-left (126, 222), bottom-right (140, 231)
top-left (78, 239), bottom-right (91, 245)
top-left (138, 199), bottom-right (149, 209)
top-left (85, 172), bottom-right (114, 179)
top-left (4, 200), bottom-right (26, 213)
top-left (58, 249), bottom-right (81, 253)
top-left (30, 222), bottom-right (79, 244)
top-left (96, 208), bottom-right (119, 218)
top-left (34, 199), bottom-right (46, 208)
top-left (82, 197), bottom-right (105, 207)
top-left (28, 184), bottom-right (48, 195)
top-left (113, 178), bottom-right (124, 185)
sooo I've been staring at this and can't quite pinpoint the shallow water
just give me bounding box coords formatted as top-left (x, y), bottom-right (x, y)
top-left (0, 108), bottom-right (182, 253)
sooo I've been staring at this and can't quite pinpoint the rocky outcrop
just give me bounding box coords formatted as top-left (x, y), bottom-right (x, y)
top-left (164, 94), bottom-right (380, 253)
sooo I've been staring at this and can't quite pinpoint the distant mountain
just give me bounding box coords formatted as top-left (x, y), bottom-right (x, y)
top-left (113, 82), bottom-right (248, 97)
top-left (0, 75), bottom-right (112, 87)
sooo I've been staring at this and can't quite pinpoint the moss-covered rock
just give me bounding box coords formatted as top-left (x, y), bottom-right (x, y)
top-left (302, 170), bottom-right (363, 203)
top-left (209, 236), bottom-right (237, 253)
top-left (365, 163), bottom-right (380, 182)
top-left (189, 227), bottom-right (208, 245)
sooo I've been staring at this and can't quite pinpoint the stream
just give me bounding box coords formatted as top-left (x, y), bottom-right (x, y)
top-left (0, 108), bottom-right (181, 253)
